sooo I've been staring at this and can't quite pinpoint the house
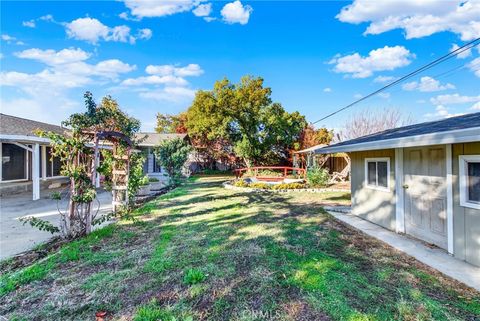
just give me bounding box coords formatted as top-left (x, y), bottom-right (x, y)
top-left (134, 132), bottom-right (188, 179)
top-left (314, 112), bottom-right (480, 267)
top-left (0, 113), bottom-right (188, 200)
top-left (0, 114), bottom-right (69, 200)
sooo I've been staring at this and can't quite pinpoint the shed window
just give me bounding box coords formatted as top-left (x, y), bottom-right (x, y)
top-left (459, 155), bottom-right (480, 209)
top-left (365, 158), bottom-right (390, 190)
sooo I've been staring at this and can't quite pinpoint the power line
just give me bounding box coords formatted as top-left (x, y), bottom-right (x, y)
top-left (312, 37), bottom-right (480, 125)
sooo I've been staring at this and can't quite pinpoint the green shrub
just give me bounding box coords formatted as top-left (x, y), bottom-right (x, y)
top-left (248, 182), bottom-right (271, 189)
top-left (183, 268), bottom-right (206, 285)
top-left (148, 177), bottom-right (159, 182)
top-left (272, 182), bottom-right (306, 190)
top-left (306, 167), bottom-right (329, 187)
top-left (139, 176), bottom-right (150, 186)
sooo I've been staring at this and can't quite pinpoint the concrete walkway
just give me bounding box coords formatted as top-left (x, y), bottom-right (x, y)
top-left (325, 208), bottom-right (480, 292)
top-left (0, 189), bottom-right (112, 260)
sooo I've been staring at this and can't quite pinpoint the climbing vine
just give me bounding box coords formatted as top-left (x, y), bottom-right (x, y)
top-left (22, 92), bottom-right (141, 239)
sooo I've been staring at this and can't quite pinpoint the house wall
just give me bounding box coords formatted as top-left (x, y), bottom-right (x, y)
top-left (350, 149), bottom-right (396, 230)
top-left (452, 142), bottom-right (480, 266)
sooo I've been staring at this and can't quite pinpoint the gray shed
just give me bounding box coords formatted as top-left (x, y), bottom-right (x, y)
top-left (314, 112), bottom-right (480, 267)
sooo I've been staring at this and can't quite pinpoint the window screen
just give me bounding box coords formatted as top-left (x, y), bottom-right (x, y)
top-left (46, 147), bottom-right (53, 177)
top-left (377, 161), bottom-right (388, 187)
top-left (2, 143), bottom-right (26, 181)
top-left (467, 162), bottom-right (480, 203)
top-left (367, 162), bottom-right (376, 185)
top-left (52, 156), bottom-right (62, 176)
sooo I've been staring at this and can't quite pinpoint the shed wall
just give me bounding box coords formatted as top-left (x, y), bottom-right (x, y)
top-left (452, 142), bottom-right (480, 266)
top-left (350, 149), bottom-right (396, 230)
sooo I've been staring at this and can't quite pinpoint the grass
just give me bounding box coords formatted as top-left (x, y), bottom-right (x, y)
top-left (0, 176), bottom-right (478, 321)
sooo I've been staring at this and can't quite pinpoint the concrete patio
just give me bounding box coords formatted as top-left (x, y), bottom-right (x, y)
top-left (325, 207), bottom-right (480, 291)
top-left (0, 188), bottom-right (112, 260)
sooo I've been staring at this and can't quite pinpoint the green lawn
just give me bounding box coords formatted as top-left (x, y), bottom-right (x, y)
top-left (1, 176), bottom-right (478, 321)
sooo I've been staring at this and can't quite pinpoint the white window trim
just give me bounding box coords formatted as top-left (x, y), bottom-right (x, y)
top-left (364, 157), bottom-right (391, 192)
top-left (459, 155), bottom-right (480, 210)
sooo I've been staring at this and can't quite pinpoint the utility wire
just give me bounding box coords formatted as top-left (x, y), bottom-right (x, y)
top-left (312, 37), bottom-right (480, 124)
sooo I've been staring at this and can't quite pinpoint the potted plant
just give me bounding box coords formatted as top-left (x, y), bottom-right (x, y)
top-left (136, 176), bottom-right (151, 196)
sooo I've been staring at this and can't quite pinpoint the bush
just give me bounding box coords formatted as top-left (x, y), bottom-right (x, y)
top-left (272, 182), bottom-right (306, 190)
top-left (138, 176), bottom-right (150, 186)
top-left (306, 167), bottom-right (329, 187)
top-left (148, 177), bottom-right (159, 182)
top-left (257, 169), bottom-right (283, 177)
top-left (183, 268), bottom-right (206, 285)
top-left (249, 182), bottom-right (271, 189)
top-left (155, 138), bottom-right (192, 178)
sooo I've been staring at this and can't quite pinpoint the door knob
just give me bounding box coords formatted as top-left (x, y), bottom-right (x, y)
top-left (402, 184), bottom-right (409, 189)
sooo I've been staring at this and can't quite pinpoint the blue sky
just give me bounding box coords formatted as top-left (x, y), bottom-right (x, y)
top-left (1, 1), bottom-right (479, 131)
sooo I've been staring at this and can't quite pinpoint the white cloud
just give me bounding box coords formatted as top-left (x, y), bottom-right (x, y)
top-left (145, 63), bottom-right (204, 77)
top-left (471, 101), bottom-right (480, 110)
top-left (468, 57), bottom-right (480, 77)
top-left (1, 34), bottom-right (25, 45)
top-left (122, 75), bottom-right (188, 86)
top-left (1, 47), bottom-right (136, 125)
top-left (430, 93), bottom-right (480, 105)
top-left (15, 48), bottom-right (90, 65)
top-left (402, 76), bottom-right (455, 92)
top-left (323, 87), bottom-right (332, 93)
top-left (450, 43), bottom-right (472, 59)
top-left (65, 17), bottom-right (109, 43)
top-left (123, 0), bottom-right (198, 18)
top-left (39, 14), bottom-right (54, 22)
top-left (139, 86), bottom-right (196, 102)
top-left (378, 92), bottom-right (390, 99)
top-left (22, 20), bottom-right (36, 28)
top-left (374, 75), bottom-right (396, 83)
top-left (336, 0), bottom-right (480, 41)
top-left (65, 17), bottom-right (151, 44)
top-left (137, 28), bottom-right (153, 40)
top-left (221, 1), bottom-right (253, 25)
top-left (353, 93), bottom-right (363, 99)
top-left (329, 45), bottom-right (413, 78)
top-left (425, 105), bottom-right (464, 118)
top-left (1, 48), bottom-right (135, 94)
top-left (193, 3), bottom-right (212, 17)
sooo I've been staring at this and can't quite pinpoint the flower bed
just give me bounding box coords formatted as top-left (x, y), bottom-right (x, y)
top-left (224, 179), bottom-right (347, 193)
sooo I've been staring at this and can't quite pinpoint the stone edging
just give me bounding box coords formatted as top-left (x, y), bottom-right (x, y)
top-left (223, 182), bottom-right (348, 194)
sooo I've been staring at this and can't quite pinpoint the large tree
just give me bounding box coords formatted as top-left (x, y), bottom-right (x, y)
top-left (185, 76), bottom-right (307, 167)
top-left (155, 112), bottom-right (187, 134)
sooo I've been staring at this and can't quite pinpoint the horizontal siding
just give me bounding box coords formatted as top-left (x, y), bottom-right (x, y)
top-left (350, 149), bottom-right (396, 230)
top-left (452, 142), bottom-right (480, 267)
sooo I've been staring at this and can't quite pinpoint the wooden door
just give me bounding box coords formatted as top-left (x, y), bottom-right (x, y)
top-left (404, 146), bottom-right (447, 249)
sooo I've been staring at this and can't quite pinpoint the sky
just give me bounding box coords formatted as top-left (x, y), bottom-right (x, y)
top-left (1, 0), bottom-right (479, 132)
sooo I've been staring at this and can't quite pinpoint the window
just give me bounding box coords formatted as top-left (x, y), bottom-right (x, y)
top-left (2, 143), bottom-right (27, 181)
top-left (364, 158), bottom-right (390, 191)
top-left (45, 147), bottom-right (63, 178)
top-left (459, 155), bottom-right (480, 210)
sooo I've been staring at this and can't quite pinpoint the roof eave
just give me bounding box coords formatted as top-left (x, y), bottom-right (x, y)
top-left (314, 127), bottom-right (480, 154)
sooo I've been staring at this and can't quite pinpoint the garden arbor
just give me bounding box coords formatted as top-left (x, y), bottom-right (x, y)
top-left (25, 92), bottom-right (141, 239)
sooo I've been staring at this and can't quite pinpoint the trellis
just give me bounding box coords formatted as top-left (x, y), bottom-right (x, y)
top-left (95, 131), bottom-right (133, 213)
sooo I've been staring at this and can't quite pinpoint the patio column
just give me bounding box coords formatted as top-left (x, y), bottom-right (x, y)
top-left (41, 145), bottom-right (47, 180)
top-left (32, 143), bottom-right (40, 200)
